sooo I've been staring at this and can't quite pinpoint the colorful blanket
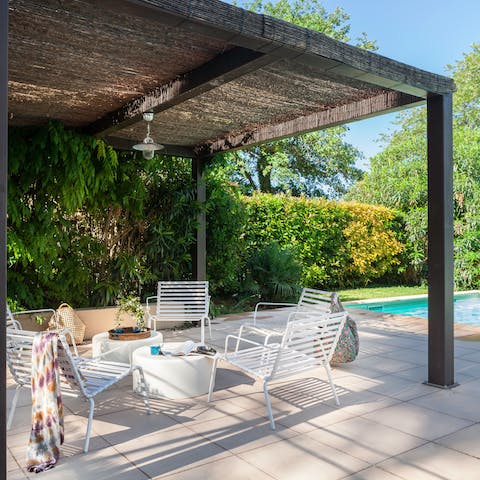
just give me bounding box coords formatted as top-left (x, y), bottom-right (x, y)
top-left (26, 332), bottom-right (64, 473)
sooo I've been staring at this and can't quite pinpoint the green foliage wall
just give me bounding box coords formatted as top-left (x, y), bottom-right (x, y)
top-left (8, 123), bottom-right (406, 310)
top-left (8, 122), bottom-right (201, 309)
top-left (241, 193), bottom-right (404, 289)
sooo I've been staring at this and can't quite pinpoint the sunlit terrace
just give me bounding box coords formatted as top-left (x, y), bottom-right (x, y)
top-left (7, 307), bottom-right (480, 479)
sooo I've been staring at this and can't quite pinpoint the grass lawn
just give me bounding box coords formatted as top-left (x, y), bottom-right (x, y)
top-left (338, 285), bottom-right (428, 302)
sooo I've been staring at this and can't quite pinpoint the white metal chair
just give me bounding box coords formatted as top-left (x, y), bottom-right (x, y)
top-left (6, 304), bottom-right (59, 331)
top-left (146, 280), bottom-right (212, 344)
top-left (6, 329), bottom-right (150, 452)
top-left (208, 311), bottom-right (347, 429)
top-left (252, 287), bottom-right (336, 327)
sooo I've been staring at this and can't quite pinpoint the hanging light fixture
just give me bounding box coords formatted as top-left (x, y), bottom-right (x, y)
top-left (133, 112), bottom-right (164, 159)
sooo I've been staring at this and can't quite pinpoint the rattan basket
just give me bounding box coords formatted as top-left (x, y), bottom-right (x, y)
top-left (54, 303), bottom-right (86, 345)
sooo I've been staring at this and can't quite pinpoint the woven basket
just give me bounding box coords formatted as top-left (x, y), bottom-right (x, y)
top-left (54, 303), bottom-right (86, 345)
top-left (108, 327), bottom-right (151, 341)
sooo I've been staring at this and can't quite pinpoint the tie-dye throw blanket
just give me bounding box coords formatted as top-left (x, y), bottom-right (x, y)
top-left (26, 332), bottom-right (64, 473)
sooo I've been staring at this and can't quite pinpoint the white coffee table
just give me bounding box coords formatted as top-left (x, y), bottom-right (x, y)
top-left (92, 330), bottom-right (163, 364)
top-left (132, 343), bottom-right (214, 399)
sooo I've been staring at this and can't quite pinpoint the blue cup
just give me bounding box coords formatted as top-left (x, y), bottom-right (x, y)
top-left (150, 345), bottom-right (161, 355)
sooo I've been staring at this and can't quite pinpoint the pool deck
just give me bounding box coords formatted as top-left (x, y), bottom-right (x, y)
top-left (7, 307), bottom-right (480, 479)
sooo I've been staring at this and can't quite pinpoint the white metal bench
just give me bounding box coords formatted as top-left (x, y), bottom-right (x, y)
top-left (208, 311), bottom-right (347, 429)
top-left (6, 329), bottom-right (150, 452)
top-left (146, 280), bottom-right (211, 344)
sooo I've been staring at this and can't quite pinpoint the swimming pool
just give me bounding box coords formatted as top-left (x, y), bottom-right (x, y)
top-left (346, 291), bottom-right (480, 325)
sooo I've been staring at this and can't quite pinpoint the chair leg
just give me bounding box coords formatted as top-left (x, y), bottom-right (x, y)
top-left (263, 381), bottom-right (275, 430)
top-left (207, 356), bottom-right (219, 402)
top-left (7, 385), bottom-right (21, 430)
top-left (200, 317), bottom-right (205, 346)
top-left (324, 363), bottom-right (340, 406)
top-left (136, 367), bottom-right (151, 415)
top-left (83, 398), bottom-right (95, 453)
top-left (207, 316), bottom-right (213, 340)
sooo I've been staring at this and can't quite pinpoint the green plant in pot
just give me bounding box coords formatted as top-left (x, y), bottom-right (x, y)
top-left (114, 295), bottom-right (146, 333)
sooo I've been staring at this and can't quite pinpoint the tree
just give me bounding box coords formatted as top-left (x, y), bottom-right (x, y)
top-left (347, 44), bottom-right (480, 287)
top-left (221, 0), bottom-right (376, 198)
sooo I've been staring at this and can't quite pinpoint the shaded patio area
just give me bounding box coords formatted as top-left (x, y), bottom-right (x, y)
top-left (7, 309), bottom-right (480, 479)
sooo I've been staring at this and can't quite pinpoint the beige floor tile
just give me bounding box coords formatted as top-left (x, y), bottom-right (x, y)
top-left (436, 424), bottom-right (480, 457)
top-left (305, 416), bottom-right (427, 464)
top-left (323, 388), bottom-right (401, 416)
top-left (7, 448), bottom-right (19, 472)
top-left (91, 409), bottom-right (182, 445)
top-left (343, 466), bottom-right (408, 479)
top-left (359, 374), bottom-right (434, 401)
top-left (6, 468), bottom-right (29, 480)
top-left (272, 401), bottom-right (355, 433)
top-left (378, 442), bottom-right (480, 480)
top-left (238, 434), bottom-right (369, 480)
top-left (352, 355), bottom-right (420, 375)
top-left (154, 455), bottom-right (275, 480)
top-left (112, 425), bottom-right (231, 478)
top-left (26, 446), bottom-right (148, 480)
top-left (378, 347), bottom-right (427, 365)
top-left (362, 403), bottom-right (472, 440)
top-left (186, 408), bottom-right (298, 453)
top-left (409, 388), bottom-right (480, 422)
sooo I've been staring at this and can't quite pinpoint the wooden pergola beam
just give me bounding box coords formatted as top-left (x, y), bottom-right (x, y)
top-left (116, 0), bottom-right (454, 96)
top-left (86, 46), bottom-right (276, 138)
top-left (197, 91), bottom-right (423, 156)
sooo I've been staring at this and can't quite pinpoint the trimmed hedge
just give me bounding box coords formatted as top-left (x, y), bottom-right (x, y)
top-left (241, 193), bottom-right (404, 289)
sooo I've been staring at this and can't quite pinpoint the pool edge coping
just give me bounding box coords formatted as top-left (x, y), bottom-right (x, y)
top-left (344, 289), bottom-right (480, 305)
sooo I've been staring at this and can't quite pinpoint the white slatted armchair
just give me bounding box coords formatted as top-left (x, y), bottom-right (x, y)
top-left (6, 304), bottom-right (59, 331)
top-left (208, 311), bottom-right (347, 429)
top-left (252, 287), bottom-right (336, 327)
top-left (146, 280), bottom-right (212, 344)
top-left (6, 329), bottom-right (150, 452)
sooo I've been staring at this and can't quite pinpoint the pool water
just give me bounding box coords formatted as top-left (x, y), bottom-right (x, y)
top-left (347, 292), bottom-right (480, 325)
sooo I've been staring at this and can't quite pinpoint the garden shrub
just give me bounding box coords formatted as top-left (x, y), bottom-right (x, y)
top-left (247, 242), bottom-right (302, 301)
top-left (241, 193), bottom-right (405, 289)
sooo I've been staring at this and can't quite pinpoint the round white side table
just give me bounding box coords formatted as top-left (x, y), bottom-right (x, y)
top-left (92, 330), bottom-right (163, 364)
top-left (132, 343), bottom-right (214, 399)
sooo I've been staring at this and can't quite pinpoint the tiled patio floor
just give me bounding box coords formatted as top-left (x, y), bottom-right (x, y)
top-left (7, 308), bottom-right (480, 479)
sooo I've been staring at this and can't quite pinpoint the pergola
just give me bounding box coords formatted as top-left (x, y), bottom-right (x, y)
top-left (1, 0), bottom-right (455, 475)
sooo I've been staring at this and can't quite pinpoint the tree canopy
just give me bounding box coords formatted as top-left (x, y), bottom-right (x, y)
top-left (347, 44), bottom-right (480, 287)
top-left (222, 0), bottom-right (375, 198)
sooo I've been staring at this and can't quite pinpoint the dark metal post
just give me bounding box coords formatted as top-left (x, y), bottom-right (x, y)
top-left (0, 0), bottom-right (8, 476)
top-left (426, 93), bottom-right (455, 388)
top-left (192, 157), bottom-right (206, 280)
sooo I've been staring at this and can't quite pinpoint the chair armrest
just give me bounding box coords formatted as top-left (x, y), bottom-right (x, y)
top-left (253, 302), bottom-right (297, 325)
top-left (238, 323), bottom-right (284, 347)
top-left (224, 333), bottom-right (264, 354)
top-left (13, 308), bottom-right (57, 328)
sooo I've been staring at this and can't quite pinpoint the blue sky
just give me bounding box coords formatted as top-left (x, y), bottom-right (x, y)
top-left (320, 0), bottom-right (480, 169)
top-left (232, 0), bottom-right (480, 170)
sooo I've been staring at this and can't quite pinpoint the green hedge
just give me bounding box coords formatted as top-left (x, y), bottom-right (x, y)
top-left (240, 194), bottom-right (405, 289)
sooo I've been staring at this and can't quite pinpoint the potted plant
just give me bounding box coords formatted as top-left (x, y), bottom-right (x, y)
top-left (114, 294), bottom-right (146, 333)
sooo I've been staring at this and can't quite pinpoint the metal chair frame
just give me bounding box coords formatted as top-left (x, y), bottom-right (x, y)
top-left (6, 329), bottom-right (150, 452)
top-left (146, 280), bottom-right (211, 344)
top-left (208, 311), bottom-right (347, 429)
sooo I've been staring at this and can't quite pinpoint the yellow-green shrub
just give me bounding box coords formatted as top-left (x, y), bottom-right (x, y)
top-left (241, 193), bottom-right (405, 288)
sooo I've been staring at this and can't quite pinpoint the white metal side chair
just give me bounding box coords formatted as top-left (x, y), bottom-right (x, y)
top-left (6, 304), bottom-right (59, 331)
top-left (252, 287), bottom-right (335, 327)
top-left (146, 280), bottom-right (212, 345)
top-left (208, 311), bottom-right (347, 429)
top-left (6, 329), bottom-right (151, 453)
